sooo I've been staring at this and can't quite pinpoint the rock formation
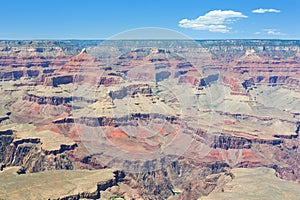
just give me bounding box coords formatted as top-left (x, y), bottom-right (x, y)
top-left (0, 40), bottom-right (300, 199)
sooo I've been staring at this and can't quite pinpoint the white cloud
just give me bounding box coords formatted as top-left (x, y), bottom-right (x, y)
top-left (264, 29), bottom-right (284, 35)
top-left (179, 10), bottom-right (248, 33)
top-left (254, 29), bottom-right (285, 36)
top-left (252, 8), bottom-right (281, 14)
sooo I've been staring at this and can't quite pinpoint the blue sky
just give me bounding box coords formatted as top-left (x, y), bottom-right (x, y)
top-left (0, 0), bottom-right (299, 39)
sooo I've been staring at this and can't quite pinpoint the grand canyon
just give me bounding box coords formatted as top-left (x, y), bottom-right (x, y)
top-left (0, 39), bottom-right (300, 199)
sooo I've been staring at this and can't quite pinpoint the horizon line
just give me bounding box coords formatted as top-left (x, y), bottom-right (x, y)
top-left (1, 38), bottom-right (300, 41)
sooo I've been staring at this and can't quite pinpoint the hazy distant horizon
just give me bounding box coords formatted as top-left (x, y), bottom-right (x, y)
top-left (4, 38), bottom-right (298, 41)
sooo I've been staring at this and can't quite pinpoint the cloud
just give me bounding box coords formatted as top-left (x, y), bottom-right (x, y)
top-left (264, 29), bottom-right (284, 35)
top-left (254, 29), bottom-right (285, 36)
top-left (179, 10), bottom-right (248, 33)
top-left (252, 8), bottom-right (281, 14)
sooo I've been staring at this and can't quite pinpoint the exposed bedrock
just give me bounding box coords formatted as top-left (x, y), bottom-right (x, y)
top-left (109, 83), bottom-right (153, 100)
top-left (241, 76), bottom-right (297, 90)
top-left (1, 40), bottom-right (300, 199)
top-left (52, 75), bottom-right (74, 87)
top-left (209, 133), bottom-right (300, 182)
top-left (121, 159), bottom-right (230, 199)
top-left (56, 171), bottom-right (125, 200)
top-left (199, 74), bottom-right (219, 87)
top-left (54, 113), bottom-right (178, 127)
top-left (23, 94), bottom-right (72, 105)
top-left (211, 134), bottom-right (283, 150)
top-left (0, 129), bottom-right (76, 173)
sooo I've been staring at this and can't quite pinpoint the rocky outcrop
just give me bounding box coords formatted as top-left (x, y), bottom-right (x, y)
top-left (23, 94), bottom-right (72, 105)
top-left (51, 75), bottom-right (74, 87)
top-left (199, 74), bottom-right (219, 87)
top-left (120, 160), bottom-right (230, 199)
top-left (54, 113), bottom-right (178, 127)
top-left (57, 179), bottom-right (113, 200)
top-left (0, 129), bottom-right (75, 173)
top-left (56, 171), bottom-right (125, 200)
top-left (109, 84), bottom-right (153, 100)
top-left (44, 143), bottom-right (78, 155)
top-left (296, 122), bottom-right (300, 134)
top-left (211, 134), bottom-right (282, 150)
top-left (0, 130), bottom-right (14, 163)
top-left (155, 71), bottom-right (171, 82)
top-left (0, 116), bottom-right (9, 123)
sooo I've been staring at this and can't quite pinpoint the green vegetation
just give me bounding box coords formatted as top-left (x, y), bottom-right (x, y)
top-left (110, 196), bottom-right (125, 200)
top-left (155, 90), bottom-right (163, 95)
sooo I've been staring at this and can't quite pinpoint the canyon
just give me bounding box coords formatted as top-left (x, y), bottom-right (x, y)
top-left (0, 39), bottom-right (300, 199)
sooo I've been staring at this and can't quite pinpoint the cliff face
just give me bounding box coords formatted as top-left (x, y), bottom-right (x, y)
top-left (0, 167), bottom-right (120, 200)
top-left (0, 128), bottom-right (76, 173)
top-left (0, 40), bottom-right (300, 199)
top-left (201, 167), bottom-right (300, 200)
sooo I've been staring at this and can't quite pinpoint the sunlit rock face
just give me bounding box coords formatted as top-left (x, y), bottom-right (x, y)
top-left (0, 40), bottom-right (300, 199)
